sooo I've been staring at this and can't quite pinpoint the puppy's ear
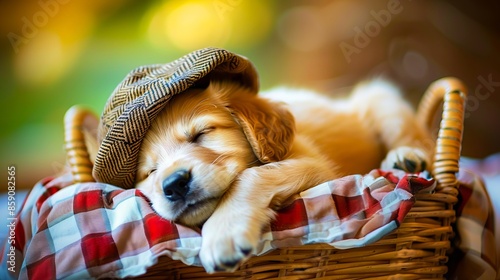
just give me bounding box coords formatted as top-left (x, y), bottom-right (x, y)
top-left (226, 91), bottom-right (295, 163)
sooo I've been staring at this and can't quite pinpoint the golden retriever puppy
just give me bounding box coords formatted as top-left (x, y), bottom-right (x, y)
top-left (135, 79), bottom-right (432, 272)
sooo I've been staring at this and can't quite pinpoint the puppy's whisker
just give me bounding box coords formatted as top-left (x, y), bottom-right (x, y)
top-left (211, 153), bottom-right (229, 165)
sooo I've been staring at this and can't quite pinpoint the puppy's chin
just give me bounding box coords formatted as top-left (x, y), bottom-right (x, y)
top-left (136, 186), bottom-right (216, 227)
top-left (175, 198), bottom-right (219, 227)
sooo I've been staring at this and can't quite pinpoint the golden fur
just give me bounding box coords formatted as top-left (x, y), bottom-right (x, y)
top-left (134, 80), bottom-right (432, 272)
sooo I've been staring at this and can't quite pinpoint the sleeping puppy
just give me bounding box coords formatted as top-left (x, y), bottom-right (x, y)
top-left (134, 79), bottom-right (432, 272)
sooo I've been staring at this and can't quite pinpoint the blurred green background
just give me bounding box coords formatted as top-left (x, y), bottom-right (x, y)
top-left (1, 0), bottom-right (499, 190)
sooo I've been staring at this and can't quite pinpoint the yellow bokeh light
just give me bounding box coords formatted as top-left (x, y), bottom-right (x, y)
top-left (144, 0), bottom-right (273, 51)
top-left (165, 2), bottom-right (228, 50)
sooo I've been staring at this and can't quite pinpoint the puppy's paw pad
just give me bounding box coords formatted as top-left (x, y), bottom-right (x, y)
top-left (382, 147), bottom-right (429, 173)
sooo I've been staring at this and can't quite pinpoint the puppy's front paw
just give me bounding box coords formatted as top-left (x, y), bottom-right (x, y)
top-left (199, 211), bottom-right (261, 273)
top-left (382, 146), bottom-right (429, 173)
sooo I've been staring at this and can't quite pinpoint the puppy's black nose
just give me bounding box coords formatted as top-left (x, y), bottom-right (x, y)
top-left (162, 169), bottom-right (191, 201)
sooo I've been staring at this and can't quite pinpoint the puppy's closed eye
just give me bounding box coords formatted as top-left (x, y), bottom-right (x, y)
top-left (189, 127), bottom-right (215, 143)
top-left (147, 168), bottom-right (157, 177)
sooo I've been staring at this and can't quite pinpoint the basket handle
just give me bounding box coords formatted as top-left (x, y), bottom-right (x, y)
top-left (417, 77), bottom-right (467, 191)
top-left (64, 105), bottom-right (98, 183)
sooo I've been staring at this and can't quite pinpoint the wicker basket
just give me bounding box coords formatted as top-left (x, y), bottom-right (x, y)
top-left (64, 77), bottom-right (467, 279)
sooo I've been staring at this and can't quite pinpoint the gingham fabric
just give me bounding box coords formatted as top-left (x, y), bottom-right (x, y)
top-left (93, 47), bottom-right (259, 189)
top-left (447, 169), bottom-right (498, 279)
top-left (1, 169), bottom-right (436, 279)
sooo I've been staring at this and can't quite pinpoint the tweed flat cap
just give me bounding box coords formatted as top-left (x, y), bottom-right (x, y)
top-left (93, 47), bottom-right (259, 189)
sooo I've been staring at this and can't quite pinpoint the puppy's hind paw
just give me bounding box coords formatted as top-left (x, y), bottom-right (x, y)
top-left (382, 146), bottom-right (429, 173)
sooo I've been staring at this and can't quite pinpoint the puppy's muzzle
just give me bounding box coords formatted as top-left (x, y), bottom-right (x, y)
top-left (162, 169), bottom-right (191, 201)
